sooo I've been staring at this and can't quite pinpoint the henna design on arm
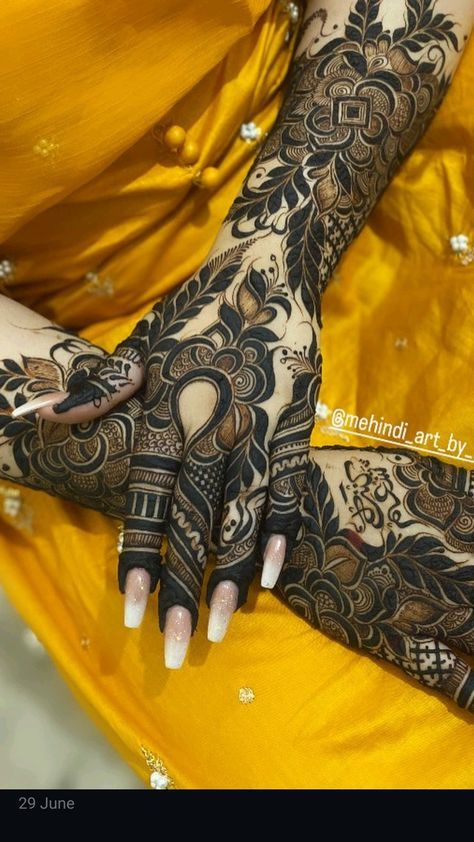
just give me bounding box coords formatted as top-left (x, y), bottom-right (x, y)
top-left (278, 447), bottom-right (474, 713)
top-left (227, 0), bottom-right (465, 315)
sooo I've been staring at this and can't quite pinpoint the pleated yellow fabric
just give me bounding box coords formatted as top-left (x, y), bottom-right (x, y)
top-left (0, 1), bottom-right (473, 788)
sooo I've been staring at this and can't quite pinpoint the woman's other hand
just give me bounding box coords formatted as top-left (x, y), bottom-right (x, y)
top-left (277, 446), bottom-right (474, 713)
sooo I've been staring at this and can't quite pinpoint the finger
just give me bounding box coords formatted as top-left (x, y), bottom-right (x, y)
top-left (158, 442), bottom-right (228, 634)
top-left (261, 534), bottom-right (286, 588)
top-left (119, 449), bottom-right (181, 594)
top-left (119, 386), bottom-right (183, 594)
top-left (164, 605), bottom-right (192, 669)
top-left (207, 580), bottom-right (239, 643)
top-left (37, 313), bottom-right (153, 423)
top-left (206, 378), bottom-right (290, 608)
top-left (157, 370), bottom-right (234, 633)
top-left (45, 350), bottom-right (144, 422)
top-left (262, 357), bottom-right (320, 559)
top-left (124, 568), bottom-right (151, 628)
top-left (214, 483), bottom-right (267, 603)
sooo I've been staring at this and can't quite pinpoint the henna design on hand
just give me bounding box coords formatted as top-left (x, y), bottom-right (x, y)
top-left (117, 248), bottom-right (321, 632)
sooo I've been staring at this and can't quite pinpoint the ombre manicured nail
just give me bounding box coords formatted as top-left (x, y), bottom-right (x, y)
top-left (124, 568), bottom-right (150, 628)
top-left (261, 534), bottom-right (286, 588)
top-left (207, 580), bottom-right (239, 643)
top-left (11, 392), bottom-right (67, 419)
top-left (164, 605), bottom-right (191, 669)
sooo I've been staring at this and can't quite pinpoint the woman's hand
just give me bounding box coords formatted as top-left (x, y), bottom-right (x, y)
top-left (42, 233), bottom-right (321, 659)
top-left (0, 312), bottom-right (141, 517)
top-left (276, 446), bottom-right (474, 713)
top-left (0, 288), bottom-right (319, 665)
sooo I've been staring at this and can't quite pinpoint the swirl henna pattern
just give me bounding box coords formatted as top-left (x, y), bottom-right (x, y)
top-left (278, 447), bottom-right (474, 713)
top-left (43, 1), bottom-right (463, 631)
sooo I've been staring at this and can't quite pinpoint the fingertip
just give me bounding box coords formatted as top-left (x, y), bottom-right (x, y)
top-left (207, 580), bottom-right (239, 643)
top-left (43, 357), bottom-right (145, 423)
top-left (164, 605), bottom-right (192, 669)
top-left (124, 568), bottom-right (150, 628)
top-left (13, 391), bottom-right (68, 420)
top-left (261, 533), bottom-right (286, 589)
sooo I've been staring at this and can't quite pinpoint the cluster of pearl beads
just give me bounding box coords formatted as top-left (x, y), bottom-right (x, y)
top-left (450, 233), bottom-right (474, 266)
top-left (239, 121), bottom-right (262, 143)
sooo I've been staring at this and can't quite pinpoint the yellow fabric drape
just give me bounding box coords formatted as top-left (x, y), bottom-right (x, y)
top-left (0, 1), bottom-right (473, 788)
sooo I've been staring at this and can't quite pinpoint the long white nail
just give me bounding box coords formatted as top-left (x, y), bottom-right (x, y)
top-left (164, 606), bottom-right (191, 669)
top-left (261, 534), bottom-right (286, 588)
top-left (11, 392), bottom-right (66, 419)
top-left (207, 580), bottom-right (239, 643)
top-left (124, 568), bottom-right (150, 628)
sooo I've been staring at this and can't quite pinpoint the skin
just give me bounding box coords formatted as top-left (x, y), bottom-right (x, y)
top-left (2, 1), bottom-right (474, 671)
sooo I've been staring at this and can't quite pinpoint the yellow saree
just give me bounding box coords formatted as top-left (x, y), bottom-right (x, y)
top-left (0, 0), bottom-right (473, 788)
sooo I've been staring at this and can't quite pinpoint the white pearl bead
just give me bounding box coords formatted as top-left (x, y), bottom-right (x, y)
top-left (3, 495), bottom-right (21, 516)
top-left (288, 2), bottom-right (300, 23)
top-left (315, 401), bottom-right (330, 420)
top-left (240, 121), bottom-right (262, 142)
top-left (0, 258), bottom-right (14, 280)
top-left (150, 771), bottom-right (170, 790)
top-left (450, 234), bottom-right (469, 253)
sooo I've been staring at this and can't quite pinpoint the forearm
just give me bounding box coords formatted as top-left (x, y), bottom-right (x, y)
top-left (0, 297), bottom-right (137, 517)
top-left (226, 0), bottom-right (473, 315)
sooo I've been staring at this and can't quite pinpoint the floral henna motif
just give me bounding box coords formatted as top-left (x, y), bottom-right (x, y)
top-left (278, 447), bottom-right (474, 713)
top-left (0, 333), bottom-right (141, 517)
top-left (118, 252), bottom-right (321, 631)
top-left (227, 0), bottom-right (459, 316)
top-left (393, 454), bottom-right (474, 553)
top-left (0, 335), bottom-right (100, 408)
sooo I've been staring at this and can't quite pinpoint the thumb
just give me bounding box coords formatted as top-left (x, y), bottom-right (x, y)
top-left (12, 351), bottom-right (144, 424)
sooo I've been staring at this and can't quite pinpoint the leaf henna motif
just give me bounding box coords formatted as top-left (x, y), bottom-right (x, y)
top-left (227, 0), bottom-right (458, 317)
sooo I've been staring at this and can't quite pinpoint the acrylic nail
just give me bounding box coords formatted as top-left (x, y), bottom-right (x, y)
top-left (124, 568), bottom-right (151, 628)
top-left (164, 605), bottom-right (192, 669)
top-left (207, 580), bottom-right (239, 643)
top-left (261, 534), bottom-right (286, 588)
top-left (11, 392), bottom-right (67, 419)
